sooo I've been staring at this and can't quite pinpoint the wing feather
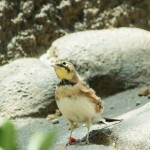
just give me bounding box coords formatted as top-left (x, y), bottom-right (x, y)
top-left (80, 83), bottom-right (103, 113)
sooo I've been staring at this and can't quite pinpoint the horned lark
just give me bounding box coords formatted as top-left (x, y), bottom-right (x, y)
top-left (52, 61), bottom-right (103, 145)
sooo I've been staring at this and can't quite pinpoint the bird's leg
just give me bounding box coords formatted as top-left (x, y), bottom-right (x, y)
top-left (66, 120), bottom-right (76, 146)
top-left (69, 129), bottom-right (76, 142)
top-left (68, 120), bottom-right (75, 142)
top-left (69, 129), bottom-right (73, 138)
top-left (80, 119), bottom-right (91, 145)
top-left (84, 119), bottom-right (91, 144)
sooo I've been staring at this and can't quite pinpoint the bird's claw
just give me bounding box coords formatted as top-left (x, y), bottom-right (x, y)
top-left (65, 141), bottom-right (72, 146)
top-left (65, 137), bottom-right (77, 146)
top-left (80, 140), bottom-right (90, 145)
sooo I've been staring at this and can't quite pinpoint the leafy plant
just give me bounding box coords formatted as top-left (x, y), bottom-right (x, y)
top-left (0, 121), bottom-right (17, 150)
top-left (0, 120), bottom-right (57, 150)
top-left (27, 129), bottom-right (57, 150)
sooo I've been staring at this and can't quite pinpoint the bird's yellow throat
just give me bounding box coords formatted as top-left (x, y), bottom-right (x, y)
top-left (55, 67), bottom-right (74, 80)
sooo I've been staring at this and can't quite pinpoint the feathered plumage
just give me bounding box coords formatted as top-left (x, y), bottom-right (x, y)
top-left (53, 61), bottom-right (103, 145)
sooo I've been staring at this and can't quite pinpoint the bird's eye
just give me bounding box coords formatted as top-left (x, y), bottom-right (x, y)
top-left (62, 62), bottom-right (66, 65)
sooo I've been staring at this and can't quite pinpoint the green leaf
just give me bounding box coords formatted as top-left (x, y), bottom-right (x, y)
top-left (27, 129), bottom-right (57, 150)
top-left (0, 147), bottom-right (5, 150)
top-left (0, 120), bottom-right (17, 150)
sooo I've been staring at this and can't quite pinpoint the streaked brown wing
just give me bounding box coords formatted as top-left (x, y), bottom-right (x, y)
top-left (80, 83), bottom-right (103, 113)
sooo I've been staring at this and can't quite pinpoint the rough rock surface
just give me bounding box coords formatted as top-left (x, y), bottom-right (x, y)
top-left (41, 28), bottom-right (150, 97)
top-left (89, 102), bottom-right (150, 150)
top-left (0, 58), bottom-right (58, 118)
top-left (15, 87), bottom-right (149, 150)
top-left (0, 0), bottom-right (150, 65)
top-left (108, 102), bottom-right (150, 150)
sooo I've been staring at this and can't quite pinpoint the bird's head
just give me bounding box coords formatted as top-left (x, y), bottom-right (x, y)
top-left (52, 61), bottom-right (79, 82)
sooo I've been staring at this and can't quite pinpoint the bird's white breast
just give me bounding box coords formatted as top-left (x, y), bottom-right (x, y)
top-left (56, 96), bottom-right (97, 123)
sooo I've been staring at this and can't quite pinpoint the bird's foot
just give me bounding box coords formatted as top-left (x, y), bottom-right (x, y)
top-left (65, 137), bottom-right (77, 146)
top-left (65, 141), bottom-right (72, 146)
top-left (80, 140), bottom-right (90, 145)
top-left (80, 137), bottom-right (90, 145)
top-left (69, 136), bottom-right (77, 143)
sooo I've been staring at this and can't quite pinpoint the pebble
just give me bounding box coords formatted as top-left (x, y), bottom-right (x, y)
top-left (52, 118), bottom-right (59, 124)
top-left (110, 106), bottom-right (114, 109)
top-left (138, 87), bottom-right (149, 96)
top-left (136, 101), bottom-right (141, 106)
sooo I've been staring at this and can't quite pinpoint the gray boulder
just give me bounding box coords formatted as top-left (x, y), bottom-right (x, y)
top-left (0, 58), bottom-right (58, 118)
top-left (109, 102), bottom-right (150, 150)
top-left (89, 101), bottom-right (150, 150)
top-left (41, 28), bottom-right (150, 97)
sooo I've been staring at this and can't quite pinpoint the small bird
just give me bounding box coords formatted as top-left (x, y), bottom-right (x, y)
top-left (52, 60), bottom-right (103, 145)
